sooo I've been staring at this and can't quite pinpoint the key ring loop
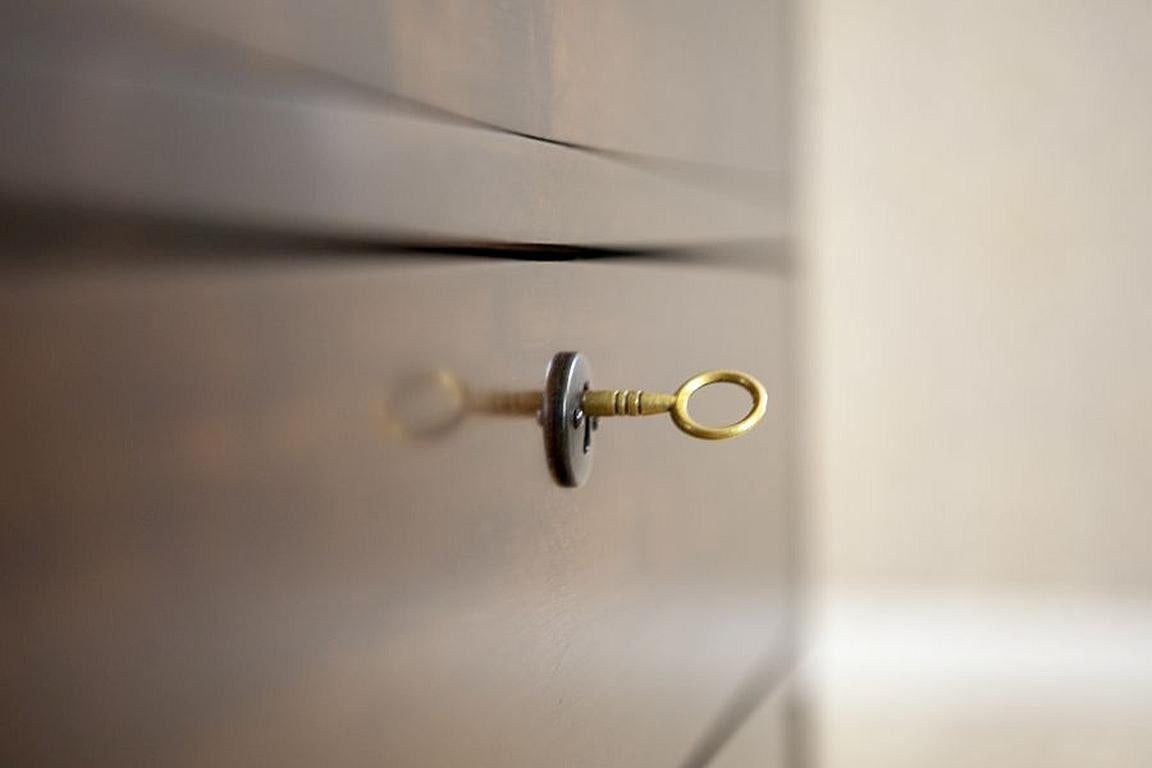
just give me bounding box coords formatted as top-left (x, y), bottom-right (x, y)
top-left (670, 370), bottom-right (767, 440)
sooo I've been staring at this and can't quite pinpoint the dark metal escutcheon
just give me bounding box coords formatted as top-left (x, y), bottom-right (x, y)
top-left (542, 351), bottom-right (593, 488)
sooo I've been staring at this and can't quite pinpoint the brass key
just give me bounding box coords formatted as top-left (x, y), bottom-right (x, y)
top-left (381, 353), bottom-right (766, 487)
top-left (580, 369), bottom-right (767, 440)
top-left (388, 367), bottom-right (766, 441)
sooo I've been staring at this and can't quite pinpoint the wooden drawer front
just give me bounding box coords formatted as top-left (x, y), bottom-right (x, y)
top-left (0, 2), bottom-right (780, 246)
top-left (0, 256), bottom-right (793, 767)
top-left (105, 0), bottom-right (787, 175)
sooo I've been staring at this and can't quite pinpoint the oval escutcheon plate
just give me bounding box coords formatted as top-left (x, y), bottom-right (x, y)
top-left (541, 351), bottom-right (593, 488)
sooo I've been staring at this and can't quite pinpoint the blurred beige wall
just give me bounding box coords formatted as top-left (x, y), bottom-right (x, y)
top-left (803, 0), bottom-right (1152, 765)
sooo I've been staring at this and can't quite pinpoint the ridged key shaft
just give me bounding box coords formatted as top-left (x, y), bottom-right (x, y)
top-left (581, 389), bottom-right (676, 418)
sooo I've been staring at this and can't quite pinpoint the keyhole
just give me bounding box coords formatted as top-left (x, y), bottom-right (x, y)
top-left (582, 384), bottom-right (592, 454)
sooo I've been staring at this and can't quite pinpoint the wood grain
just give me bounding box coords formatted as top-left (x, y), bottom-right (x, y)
top-left (0, 255), bottom-right (794, 766)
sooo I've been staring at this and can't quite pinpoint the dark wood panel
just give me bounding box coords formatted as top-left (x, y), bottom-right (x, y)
top-left (551, 0), bottom-right (790, 175)
top-left (0, 1), bottom-right (779, 247)
top-left (110, 0), bottom-right (789, 175)
top-left (0, 255), bottom-right (794, 767)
